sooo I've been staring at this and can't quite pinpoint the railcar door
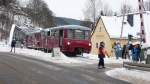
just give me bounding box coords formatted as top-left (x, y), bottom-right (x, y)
top-left (59, 30), bottom-right (63, 47)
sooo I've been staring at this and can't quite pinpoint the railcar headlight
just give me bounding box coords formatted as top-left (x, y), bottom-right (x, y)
top-left (89, 43), bottom-right (91, 46)
top-left (67, 42), bottom-right (71, 45)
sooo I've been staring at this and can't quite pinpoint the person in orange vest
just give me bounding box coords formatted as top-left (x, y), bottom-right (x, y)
top-left (98, 41), bottom-right (109, 69)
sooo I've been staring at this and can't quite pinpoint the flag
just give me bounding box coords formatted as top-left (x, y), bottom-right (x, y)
top-left (127, 14), bottom-right (134, 27)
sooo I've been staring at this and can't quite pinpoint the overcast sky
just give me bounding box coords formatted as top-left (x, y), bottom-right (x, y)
top-left (43, 0), bottom-right (148, 20)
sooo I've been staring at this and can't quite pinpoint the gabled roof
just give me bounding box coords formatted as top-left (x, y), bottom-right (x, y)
top-left (100, 11), bottom-right (150, 46)
top-left (101, 15), bottom-right (140, 38)
top-left (93, 12), bottom-right (150, 39)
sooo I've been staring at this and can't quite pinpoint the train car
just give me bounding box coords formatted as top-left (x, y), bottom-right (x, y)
top-left (26, 30), bottom-right (42, 49)
top-left (26, 25), bottom-right (91, 56)
top-left (43, 25), bottom-right (91, 55)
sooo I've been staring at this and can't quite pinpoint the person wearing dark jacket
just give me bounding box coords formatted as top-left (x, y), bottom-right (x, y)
top-left (122, 44), bottom-right (129, 59)
top-left (98, 41), bottom-right (109, 69)
top-left (10, 39), bottom-right (16, 53)
top-left (132, 44), bottom-right (141, 62)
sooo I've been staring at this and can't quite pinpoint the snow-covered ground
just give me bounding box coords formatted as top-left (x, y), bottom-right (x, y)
top-left (1, 41), bottom-right (150, 83)
top-left (106, 68), bottom-right (150, 84)
top-left (0, 45), bottom-right (82, 64)
top-left (0, 41), bottom-right (127, 64)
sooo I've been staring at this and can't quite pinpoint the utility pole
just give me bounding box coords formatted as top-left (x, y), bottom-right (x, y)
top-left (90, 0), bottom-right (96, 29)
top-left (138, 0), bottom-right (146, 43)
top-left (120, 0), bottom-right (127, 43)
top-left (120, 10), bottom-right (125, 39)
top-left (119, 4), bottom-right (126, 46)
top-left (120, 0), bottom-right (146, 44)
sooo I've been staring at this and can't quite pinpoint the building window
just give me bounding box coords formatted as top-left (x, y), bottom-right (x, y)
top-left (99, 26), bottom-right (101, 32)
top-left (96, 43), bottom-right (98, 48)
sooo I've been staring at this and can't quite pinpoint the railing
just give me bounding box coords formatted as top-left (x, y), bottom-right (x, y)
top-left (123, 62), bottom-right (150, 71)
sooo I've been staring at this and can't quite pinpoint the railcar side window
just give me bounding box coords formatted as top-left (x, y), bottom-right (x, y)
top-left (51, 30), bottom-right (59, 37)
top-left (47, 31), bottom-right (50, 36)
top-left (51, 30), bottom-right (55, 36)
top-left (59, 30), bottom-right (63, 37)
top-left (41, 31), bottom-right (45, 37)
top-left (67, 29), bottom-right (74, 39)
top-left (54, 30), bottom-right (59, 37)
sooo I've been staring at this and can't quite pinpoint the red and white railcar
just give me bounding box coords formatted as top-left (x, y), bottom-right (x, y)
top-left (26, 25), bottom-right (91, 55)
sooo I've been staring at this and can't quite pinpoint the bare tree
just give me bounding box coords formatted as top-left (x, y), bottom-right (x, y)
top-left (83, 0), bottom-right (102, 22)
top-left (0, 0), bottom-right (55, 40)
top-left (144, 1), bottom-right (150, 11)
top-left (83, 0), bottom-right (114, 22)
top-left (0, 0), bottom-right (20, 39)
top-left (102, 4), bottom-right (114, 16)
top-left (120, 3), bottom-right (133, 15)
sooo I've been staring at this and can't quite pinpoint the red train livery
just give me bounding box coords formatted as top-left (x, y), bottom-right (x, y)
top-left (26, 25), bottom-right (91, 55)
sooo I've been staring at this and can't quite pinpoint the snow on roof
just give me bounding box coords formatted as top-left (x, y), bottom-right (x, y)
top-left (101, 12), bottom-right (150, 46)
top-left (101, 16), bottom-right (121, 38)
top-left (19, 26), bottom-right (42, 35)
top-left (45, 25), bottom-right (91, 31)
top-left (101, 15), bottom-right (141, 38)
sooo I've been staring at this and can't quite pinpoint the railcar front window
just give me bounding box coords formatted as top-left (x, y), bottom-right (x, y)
top-left (67, 29), bottom-right (90, 40)
top-left (85, 31), bottom-right (89, 40)
top-left (74, 30), bottom-right (84, 39)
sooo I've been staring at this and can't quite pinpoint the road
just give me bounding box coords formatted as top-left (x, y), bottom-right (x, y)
top-left (0, 52), bottom-right (131, 84)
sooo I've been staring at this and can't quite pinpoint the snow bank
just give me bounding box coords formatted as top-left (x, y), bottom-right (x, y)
top-left (0, 41), bottom-right (7, 45)
top-left (0, 44), bottom-right (85, 64)
top-left (0, 41), bottom-right (9, 52)
top-left (106, 68), bottom-right (150, 84)
top-left (83, 53), bottom-right (129, 64)
top-left (0, 47), bottom-right (83, 64)
top-left (0, 44), bottom-right (128, 64)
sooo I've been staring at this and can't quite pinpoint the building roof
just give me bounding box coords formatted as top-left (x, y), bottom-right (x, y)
top-left (101, 11), bottom-right (150, 46)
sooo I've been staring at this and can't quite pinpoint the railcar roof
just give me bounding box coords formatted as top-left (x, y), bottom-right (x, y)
top-left (18, 26), bottom-right (42, 35)
top-left (44, 25), bottom-right (91, 31)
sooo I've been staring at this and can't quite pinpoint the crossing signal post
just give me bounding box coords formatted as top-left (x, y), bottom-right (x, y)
top-left (138, 0), bottom-right (146, 43)
top-left (128, 34), bottom-right (133, 41)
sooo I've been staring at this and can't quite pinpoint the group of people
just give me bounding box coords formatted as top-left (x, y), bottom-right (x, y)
top-left (97, 41), bottom-right (143, 69)
top-left (113, 41), bottom-right (142, 62)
